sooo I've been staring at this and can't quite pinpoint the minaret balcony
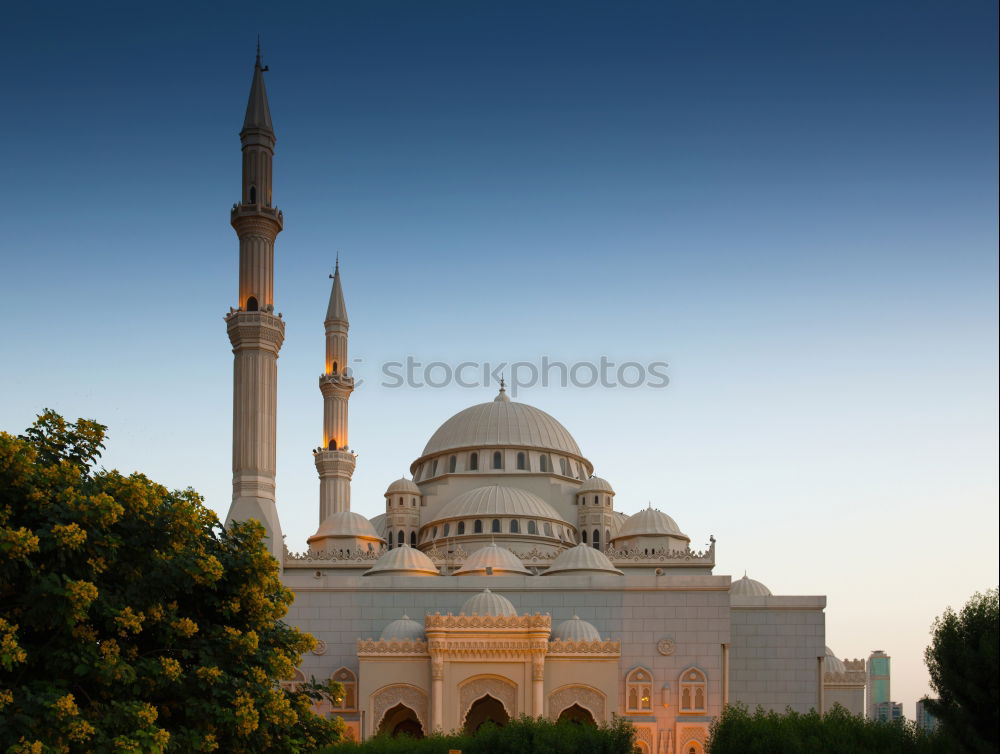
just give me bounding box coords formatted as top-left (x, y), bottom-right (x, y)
top-left (230, 202), bottom-right (284, 232)
top-left (225, 309), bottom-right (286, 353)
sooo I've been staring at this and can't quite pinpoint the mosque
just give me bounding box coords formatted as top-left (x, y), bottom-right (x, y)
top-left (223, 54), bottom-right (865, 752)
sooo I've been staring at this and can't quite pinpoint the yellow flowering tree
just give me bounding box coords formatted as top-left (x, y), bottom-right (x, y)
top-left (0, 411), bottom-right (346, 752)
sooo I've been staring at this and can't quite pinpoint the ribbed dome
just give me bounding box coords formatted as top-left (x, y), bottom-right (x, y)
top-left (380, 614), bottom-right (426, 641)
top-left (420, 394), bottom-right (583, 458)
top-left (453, 544), bottom-right (531, 575)
top-left (311, 511), bottom-right (384, 541)
top-left (730, 574), bottom-right (773, 596)
top-left (542, 543), bottom-right (623, 576)
top-left (578, 476), bottom-right (615, 494)
top-left (385, 477), bottom-right (421, 496)
top-left (824, 647), bottom-right (846, 674)
top-left (364, 544), bottom-right (439, 576)
top-left (432, 485), bottom-right (568, 524)
top-left (460, 588), bottom-right (517, 616)
top-left (552, 615), bottom-right (602, 642)
top-left (615, 507), bottom-right (688, 539)
top-left (369, 513), bottom-right (387, 539)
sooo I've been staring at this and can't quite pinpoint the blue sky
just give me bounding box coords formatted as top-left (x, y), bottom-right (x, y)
top-left (1, 0), bottom-right (996, 715)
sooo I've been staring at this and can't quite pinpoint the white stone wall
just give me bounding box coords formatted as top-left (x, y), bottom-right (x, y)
top-left (728, 596), bottom-right (826, 713)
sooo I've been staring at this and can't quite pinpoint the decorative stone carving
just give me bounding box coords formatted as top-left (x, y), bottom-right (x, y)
top-left (425, 613), bottom-right (550, 630)
top-left (356, 638), bottom-right (429, 656)
top-left (635, 726), bottom-right (653, 749)
top-left (431, 656), bottom-right (444, 680)
top-left (679, 725), bottom-right (705, 747)
top-left (311, 639), bottom-right (327, 656)
top-left (459, 677), bottom-right (517, 721)
top-left (372, 684), bottom-right (428, 734)
top-left (532, 655), bottom-right (545, 681)
top-left (286, 547), bottom-right (383, 562)
top-left (657, 638), bottom-right (676, 656)
top-left (547, 639), bottom-right (621, 656)
top-left (549, 685), bottom-right (606, 722)
top-left (606, 541), bottom-right (715, 565)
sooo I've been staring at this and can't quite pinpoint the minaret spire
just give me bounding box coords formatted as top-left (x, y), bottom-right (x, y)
top-left (224, 48), bottom-right (285, 563)
top-left (308, 261), bottom-right (358, 549)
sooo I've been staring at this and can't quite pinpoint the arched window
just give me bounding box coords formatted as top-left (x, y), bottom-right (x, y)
top-left (410, 531), bottom-right (417, 547)
top-left (592, 529), bottom-right (601, 550)
top-left (606, 529), bottom-right (611, 547)
top-left (492, 451), bottom-right (502, 469)
top-left (398, 497), bottom-right (404, 506)
top-left (582, 529), bottom-right (588, 543)
top-left (411, 497), bottom-right (417, 507)
top-left (330, 667), bottom-right (357, 710)
top-left (443, 523), bottom-right (450, 537)
top-left (527, 520), bottom-right (537, 535)
top-left (539, 455), bottom-right (549, 472)
top-left (510, 519), bottom-right (520, 533)
top-left (332, 361), bottom-right (338, 373)
top-left (249, 185), bottom-right (257, 204)
top-left (387, 529), bottom-right (393, 549)
top-left (474, 519), bottom-right (483, 534)
top-left (491, 519), bottom-right (501, 533)
top-left (593, 495), bottom-right (599, 505)
top-left (430, 460), bottom-right (438, 477)
top-left (397, 530), bottom-right (404, 547)
top-left (559, 458), bottom-right (569, 475)
top-left (457, 521), bottom-right (466, 535)
top-left (432, 526), bottom-right (438, 539)
top-left (516, 452), bottom-right (526, 470)
top-left (449, 455), bottom-right (457, 473)
top-left (626, 667), bottom-right (653, 713)
top-left (679, 668), bottom-right (707, 713)
top-left (469, 452), bottom-right (478, 470)
top-left (246, 296), bottom-right (259, 311)
top-left (543, 522), bottom-right (552, 537)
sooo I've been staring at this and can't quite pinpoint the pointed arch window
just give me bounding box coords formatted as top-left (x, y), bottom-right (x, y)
top-left (330, 667), bottom-right (357, 710)
top-left (679, 668), bottom-right (707, 713)
top-left (397, 531), bottom-right (404, 547)
top-left (387, 529), bottom-right (393, 549)
top-left (582, 529), bottom-right (588, 544)
top-left (249, 185), bottom-right (257, 205)
top-left (626, 667), bottom-right (653, 713)
top-left (409, 531), bottom-right (417, 547)
top-left (592, 529), bottom-right (601, 550)
top-left (469, 452), bottom-right (479, 470)
top-left (443, 523), bottom-right (450, 537)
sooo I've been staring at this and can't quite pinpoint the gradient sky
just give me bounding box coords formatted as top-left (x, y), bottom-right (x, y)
top-left (1, 0), bottom-right (996, 717)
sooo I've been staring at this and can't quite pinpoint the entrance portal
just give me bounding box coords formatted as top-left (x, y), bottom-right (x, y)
top-left (464, 694), bottom-right (510, 733)
top-left (556, 703), bottom-right (596, 725)
top-left (377, 703), bottom-right (424, 738)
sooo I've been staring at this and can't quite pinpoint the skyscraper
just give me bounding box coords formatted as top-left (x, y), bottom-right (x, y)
top-left (866, 650), bottom-right (891, 719)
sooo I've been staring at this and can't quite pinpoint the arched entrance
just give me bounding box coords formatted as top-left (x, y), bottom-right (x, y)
top-left (464, 694), bottom-right (510, 733)
top-left (377, 703), bottom-right (424, 738)
top-left (556, 703), bottom-right (596, 725)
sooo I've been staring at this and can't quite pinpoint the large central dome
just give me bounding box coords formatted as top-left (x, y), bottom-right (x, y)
top-left (420, 389), bottom-right (583, 458)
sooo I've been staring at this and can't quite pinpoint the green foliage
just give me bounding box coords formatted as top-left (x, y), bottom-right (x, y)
top-left (0, 410), bottom-right (346, 753)
top-left (706, 704), bottom-right (947, 754)
top-left (923, 587), bottom-right (999, 754)
top-left (318, 715), bottom-right (636, 754)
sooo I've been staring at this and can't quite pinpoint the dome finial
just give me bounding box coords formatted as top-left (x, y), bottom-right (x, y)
top-left (494, 376), bottom-right (511, 402)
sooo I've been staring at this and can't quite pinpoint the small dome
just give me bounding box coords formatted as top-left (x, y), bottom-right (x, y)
top-left (431, 485), bottom-right (568, 524)
top-left (454, 544), bottom-right (531, 575)
top-left (552, 615), bottom-right (602, 642)
top-left (578, 476), bottom-right (615, 494)
top-left (460, 588), bottom-right (517, 616)
top-left (369, 513), bottom-right (387, 539)
top-left (385, 477), bottom-right (421, 496)
top-left (730, 574), bottom-right (773, 596)
top-left (543, 543), bottom-right (623, 576)
top-left (824, 647), bottom-right (846, 674)
top-left (419, 396), bottom-right (583, 458)
top-left (615, 507), bottom-right (688, 540)
top-left (380, 614), bottom-right (425, 641)
top-left (311, 511), bottom-right (384, 541)
top-left (364, 544), bottom-right (439, 576)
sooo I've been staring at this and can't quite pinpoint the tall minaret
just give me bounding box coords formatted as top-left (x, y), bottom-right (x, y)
top-left (224, 48), bottom-right (285, 562)
top-left (312, 260), bottom-right (356, 523)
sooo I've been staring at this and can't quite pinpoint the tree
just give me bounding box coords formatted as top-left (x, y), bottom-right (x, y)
top-left (0, 410), bottom-right (346, 753)
top-left (923, 587), bottom-right (999, 754)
